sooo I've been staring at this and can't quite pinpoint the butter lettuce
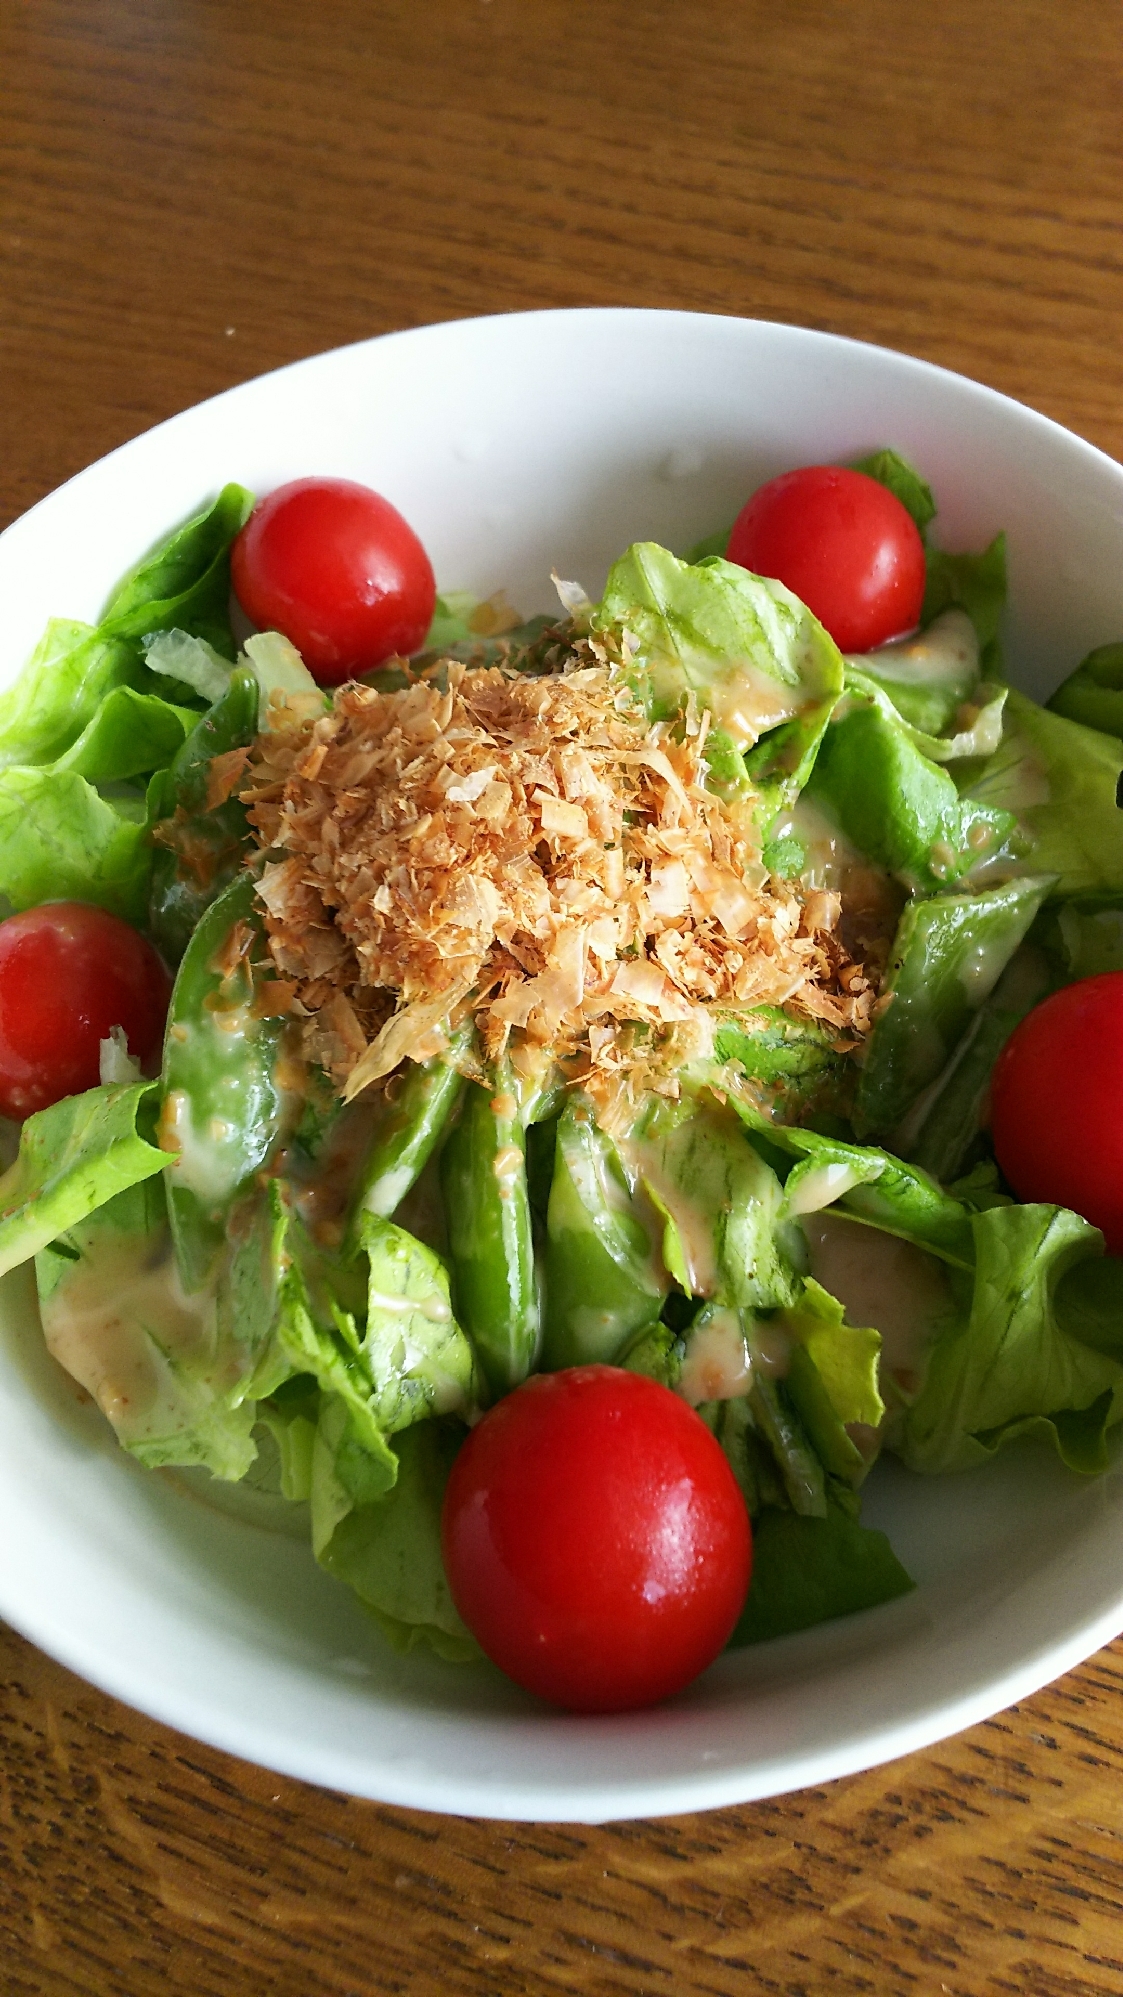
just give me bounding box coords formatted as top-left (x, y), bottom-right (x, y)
top-left (0, 622), bottom-right (145, 772)
top-left (34, 1174), bottom-right (286, 1480)
top-left (99, 483), bottom-right (253, 658)
top-left (1047, 641), bottom-right (1123, 740)
top-left (855, 876), bottom-right (1053, 1137)
top-left (807, 693), bottom-right (1016, 892)
top-left (895, 1205), bottom-right (1123, 1475)
top-left (965, 690), bottom-right (1123, 898)
top-left (314, 1412), bottom-right (479, 1660)
top-left (0, 1080), bottom-right (165, 1279)
top-left (731, 1500), bottom-right (914, 1645)
top-left (593, 542), bottom-right (844, 817)
top-left (0, 767), bottom-right (153, 919)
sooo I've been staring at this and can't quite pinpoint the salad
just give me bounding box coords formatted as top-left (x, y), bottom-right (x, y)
top-left (1, 451), bottom-right (1123, 1713)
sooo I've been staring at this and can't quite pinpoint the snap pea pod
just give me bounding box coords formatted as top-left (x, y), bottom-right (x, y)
top-left (159, 869), bottom-right (289, 1292)
top-left (344, 1020), bottom-right (471, 1249)
top-left (541, 1098), bottom-right (667, 1369)
top-left (440, 1065), bottom-right (539, 1398)
top-left (148, 664), bottom-right (260, 963)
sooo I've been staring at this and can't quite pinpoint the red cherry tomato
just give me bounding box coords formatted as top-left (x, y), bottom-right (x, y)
top-left (441, 1365), bottom-right (752, 1712)
top-left (231, 477), bottom-right (437, 687)
top-left (0, 903), bottom-right (171, 1121)
top-left (991, 972), bottom-right (1123, 1252)
top-left (726, 465), bottom-right (926, 653)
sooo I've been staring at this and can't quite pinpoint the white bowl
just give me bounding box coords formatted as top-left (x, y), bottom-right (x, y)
top-left (2, 309), bottom-right (1123, 1824)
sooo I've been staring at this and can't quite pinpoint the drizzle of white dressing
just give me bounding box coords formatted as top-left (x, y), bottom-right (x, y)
top-left (846, 608), bottom-right (977, 691)
top-left (784, 1159), bottom-right (877, 1217)
top-left (159, 1084), bottom-right (249, 1202)
top-left (773, 793), bottom-right (867, 892)
top-left (679, 1307), bottom-right (752, 1405)
top-left (492, 1144), bottom-right (523, 1184)
top-left (99, 1024), bottom-right (142, 1086)
top-left (802, 1210), bottom-right (951, 1389)
top-left (367, 1287), bottom-right (452, 1324)
top-left (958, 932), bottom-right (1021, 1004)
top-left (40, 1236), bottom-right (220, 1444)
top-left (705, 665), bottom-right (802, 750)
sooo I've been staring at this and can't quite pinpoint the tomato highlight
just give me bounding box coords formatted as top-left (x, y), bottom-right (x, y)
top-left (0, 903), bottom-right (171, 1120)
top-left (726, 464), bottom-right (926, 653)
top-left (441, 1365), bottom-right (752, 1712)
top-left (231, 476), bottom-right (436, 686)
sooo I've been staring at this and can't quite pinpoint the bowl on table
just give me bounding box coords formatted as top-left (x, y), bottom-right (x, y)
top-left (2, 308), bottom-right (1122, 1824)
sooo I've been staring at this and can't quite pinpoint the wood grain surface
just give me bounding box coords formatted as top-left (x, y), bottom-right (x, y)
top-left (3, 2), bottom-right (1123, 1991)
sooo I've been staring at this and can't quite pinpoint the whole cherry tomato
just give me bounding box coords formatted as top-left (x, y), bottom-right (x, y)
top-left (441, 1365), bottom-right (752, 1712)
top-left (991, 971), bottom-right (1123, 1252)
top-left (0, 903), bottom-right (171, 1120)
top-left (231, 476), bottom-right (436, 686)
top-left (726, 464), bottom-right (926, 653)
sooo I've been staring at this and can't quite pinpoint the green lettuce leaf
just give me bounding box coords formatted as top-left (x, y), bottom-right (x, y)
top-left (593, 542), bottom-right (844, 817)
top-left (1046, 641), bottom-right (1123, 740)
top-left (896, 1204), bottom-right (1123, 1475)
top-left (807, 691), bottom-right (1016, 892)
top-left (0, 1080), bottom-right (165, 1279)
top-left (844, 609), bottom-right (991, 743)
top-left (313, 1410), bottom-right (479, 1661)
top-left (852, 448), bottom-right (937, 534)
top-left (161, 872), bottom-right (290, 1292)
top-left (712, 1009), bottom-right (851, 1121)
top-left (46, 685), bottom-right (196, 783)
top-left (731, 1499), bottom-right (914, 1645)
top-left (34, 1173), bottom-right (286, 1480)
top-left (720, 1090), bottom-right (976, 1267)
top-left (1036, 897), bottom-right (1123, 981)
top-left (855, 876), bottom-right (1053, 1137)
top-left (624, 1094), bottom-right (802, 1310)
top-left (0, 621), bottom-right (146, 773)
top-left (782, 1276), bottom-right (884, 1432)
top-left (0, 766), bottom-right (152, 920)
top-left (965, 690), bottom-right (1123, 899)
top-left (356, 1211), bottom-right (480, 1433)
top-left (541, 1099), bottom-right (667, 1369)
top-left (99, 483), bottom-right (254, 659)
top-left (905, 945), bottom-right (1052, 1182)
top-left (922, 533), bottom-right (1007, 660)
top-left (144, 629), bottom-right (233, 706)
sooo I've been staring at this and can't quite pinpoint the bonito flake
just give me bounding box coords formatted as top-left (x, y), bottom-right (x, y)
top-left (240, 655), bottom-right (875, 1112)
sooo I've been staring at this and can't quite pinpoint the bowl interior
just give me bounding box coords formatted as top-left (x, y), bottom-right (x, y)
top-left (3, 309), bottom-right (1123, 1822)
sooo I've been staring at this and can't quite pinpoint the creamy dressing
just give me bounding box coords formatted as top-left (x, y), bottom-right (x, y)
top-left (773, 793), bottom-right (867, 893)
top-left (706, 665), bottom-right (802, 749)
top-left (958, 932), bottom-right (1020, 1003)
top-left (847, 608), bottom-right (977, 692)
top-left (40, 1233), bottom-right (222, 1445)
top-left (784, 1159), bottom-right (877, 1217)
top-left (367, 1287), bottom-right (451, 1324)
top-left (801, 1210), bottom-right (951, 1390)
top-left (679, 1307), bottom-right (752, 1405)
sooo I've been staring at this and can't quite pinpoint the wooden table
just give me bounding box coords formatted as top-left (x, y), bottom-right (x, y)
top-left (3, 3), bottom-right (1123, 1990)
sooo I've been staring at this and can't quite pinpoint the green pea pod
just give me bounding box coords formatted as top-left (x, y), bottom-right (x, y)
top-left (160, 869), bottom-right (289, 1292)
top-left (440, 1069), bottom-right (539, 1398)
top-left (541, 1099), bottom-right (667, 1369)
top-left (344, 1021), bottom-right (471, 1247)
top-left (748, 1374), bottom-right (827, 1518)
top-left (148, 664), bottom-right (260, 963)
